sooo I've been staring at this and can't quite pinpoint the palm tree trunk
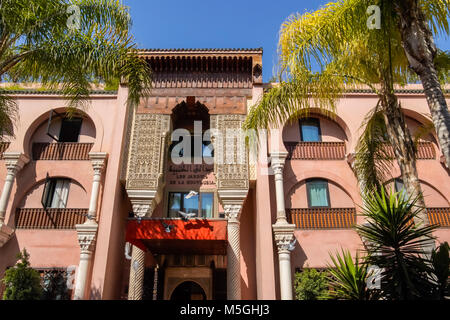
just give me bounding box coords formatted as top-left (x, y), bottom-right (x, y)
top-left (379, 86), bottom-right (429, 227)
top-left (394, 0), bottom-right (450, 168)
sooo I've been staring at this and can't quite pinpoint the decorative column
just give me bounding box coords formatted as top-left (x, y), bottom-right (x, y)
top-left (74, 223), bottom-right (98, 300)
top-left (86, 152), bottom-right (108, 221)
top-left (224, 202), bottom-right (243, 301)
top-left (73, 152), bottom-right (107, 300)
top-left (126, 191), bottom-right (155, 300)
top-left (0, 152), bottom-right (29, 247)
top-left (270, 151), bottom-right (296, 300)
top-left (128, 243), bottom-right (146, 300)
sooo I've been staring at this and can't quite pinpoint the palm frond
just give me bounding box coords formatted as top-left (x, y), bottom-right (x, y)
top-left (354, 106), bottom-right (394, 193)
top-left (326, 249), bottom-right (371, 300)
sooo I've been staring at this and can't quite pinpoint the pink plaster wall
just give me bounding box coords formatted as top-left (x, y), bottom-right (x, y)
top-left (267, 84), bottom-right (450, 275)
top-left (287, 179), bottom-right (354, 208)
top-left (282, 116), bottom-right (347, 143)
top-left (0, 90), bottom-right (129, 300)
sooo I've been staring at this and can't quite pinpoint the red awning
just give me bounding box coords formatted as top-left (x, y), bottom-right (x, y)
top-left (126, 219), bottom-right (228, 255)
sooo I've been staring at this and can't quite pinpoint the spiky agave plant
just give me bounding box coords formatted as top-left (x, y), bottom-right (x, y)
top-left (356, 189), bottom-right (439, 299)
top-left (326, 249), bottom-right (373, 300)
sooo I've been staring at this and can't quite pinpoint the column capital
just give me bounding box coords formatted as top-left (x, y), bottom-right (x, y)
top-left (3, 152), bottom-right (29, 174)
top-left (273, 223), bottom-right (296, 253)
top-left (76, 222), bottom-right (98, 254)
top-left (224, 203), bottom-right (243, 222)
top-left (127, 189), bottom-right (157, 219)
top-left (270, 151), bottom-right (288, 175)
top-left (89, 152), bottom-right (108, 174)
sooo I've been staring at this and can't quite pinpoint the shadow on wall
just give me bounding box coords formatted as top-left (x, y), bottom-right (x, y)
top-left (291, 239), bottom-right (308, 270)
top-left (0, 234), bottom-right (21, 283)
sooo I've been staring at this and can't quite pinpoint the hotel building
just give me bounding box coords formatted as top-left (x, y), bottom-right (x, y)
top-left (0, 48), bottom-right (448, 300)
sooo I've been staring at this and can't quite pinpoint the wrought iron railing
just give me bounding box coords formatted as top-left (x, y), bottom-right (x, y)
top-left (15, 208), bottom-right (88, 229)
top-left (286, 207), bottom-right (356, 229)
top-left (285, 142), bottom-right (346, 160)
top-left (384, 142), bottom-right (436, 160)
top-left (427, 207), bottom-right (450, 227)
top-left (32, 143), bottom-right (93, 160)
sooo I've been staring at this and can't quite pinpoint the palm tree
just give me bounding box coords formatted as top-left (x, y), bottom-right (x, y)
top-left (243, 0), bottom-right (446, 228)
top-left (328, 190), bottom-right (449, 300)
top-left (392, 0), bottom-right (450, 168)
top-left (0, 0), bottom-right (151, 138)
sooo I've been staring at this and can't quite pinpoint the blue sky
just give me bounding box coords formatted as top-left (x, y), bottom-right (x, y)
top-left (123, 0), bottom-right (450, 82)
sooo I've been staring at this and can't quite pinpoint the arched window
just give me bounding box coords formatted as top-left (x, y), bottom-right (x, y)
top-left (169, 99), bottom-right (213, 163)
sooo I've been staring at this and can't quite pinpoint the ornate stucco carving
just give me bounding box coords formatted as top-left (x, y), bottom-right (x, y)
top-left (76, 222), bottom-right (98, 254)
top-left (120, 102), bottom-right (135, 182)
top-left (224, 204), bottom-right (242, 222)
top-left (126, 113), bottom-right (170, 190)
top-left (272, 224), bottom-right (296, 254)
top-left (210, 114), bottom-right (249, 191)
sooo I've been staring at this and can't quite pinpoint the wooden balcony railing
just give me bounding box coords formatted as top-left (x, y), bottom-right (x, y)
top-left (385, 142), bottom-right (436, 160)
top-left (0, 142), bottom-right (10, 159)
top-left (32, 143), bottom-right (93, 160)
top-left (15, 208), bottom-right (88, 229)
top-left (285, 142), bottom-right (346, 160)
top-left (427, 208), bottom-right (450, 227)
top-left (287, 208), bottom-right (356, 229)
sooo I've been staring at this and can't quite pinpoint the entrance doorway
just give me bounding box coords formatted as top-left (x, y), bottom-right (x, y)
top-left (170, 281), bottom-right (206, 301)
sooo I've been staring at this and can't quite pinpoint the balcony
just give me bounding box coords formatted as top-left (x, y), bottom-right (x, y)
top-left (0, 142), bottom-right (10, 159)
top-left (32, 143), bottom-right (93, 160)
top-left (15, 208), bottom-right (87, 229)
top-left (287, 208), bottom-right (356, 229)
top-left (285, 142), bottom-right (346, 160)
top-left (427, 208), bottom-right (450, 227)
top-left (286, 207), bottom-right (449, 230)
top-left (385, 142), bottom-right (436, 160)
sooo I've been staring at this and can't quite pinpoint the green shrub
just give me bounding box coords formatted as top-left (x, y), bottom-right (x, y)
top-left (2, 249), bottom-right (43, 300)
top-left (294, 268), bottom-right (329, 300)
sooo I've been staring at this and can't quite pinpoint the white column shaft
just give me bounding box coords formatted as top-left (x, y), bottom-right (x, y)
top-left (88, 174), bottom-right (101, 219)
top-left (279, 251), bottom-right (293, 300)
top-left (73, 252), bottom-right (92, 300)
top-left (0, 172), bottom-right (15, 223)
top-left (274, 171), bottom-right (287, 222)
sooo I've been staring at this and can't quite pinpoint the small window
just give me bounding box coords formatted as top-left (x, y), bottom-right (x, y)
top-left (306, 179), bottom-right (330, 208)
top-left (200, 193), bottom-right (214, 218)
top-left (59, 117), bottom-right (83, 142)
top-left (168, 192), bottom-right (214, 218)
top-left (299, 118), bottom-right (321, 142)
top-left (42, 178), bottom-right (71, 209)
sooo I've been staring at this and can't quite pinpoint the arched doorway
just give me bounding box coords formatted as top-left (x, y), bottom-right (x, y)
top-left (170, 281), bottom-right (207, 301)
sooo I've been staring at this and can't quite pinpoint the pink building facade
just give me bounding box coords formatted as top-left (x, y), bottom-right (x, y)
top-left (0, 48), bottom-right (448, 300)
